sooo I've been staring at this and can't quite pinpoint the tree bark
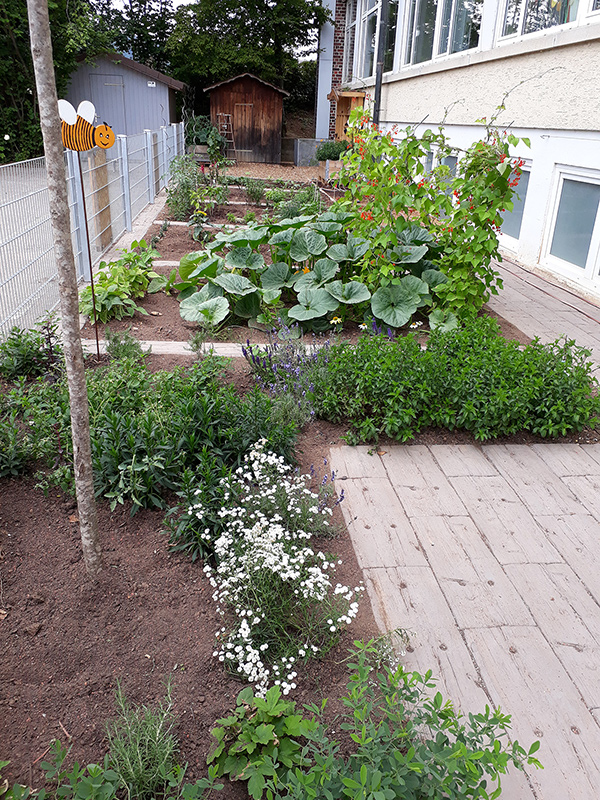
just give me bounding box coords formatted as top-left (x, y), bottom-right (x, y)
top-left (27, 0), bottom-right (102, 577)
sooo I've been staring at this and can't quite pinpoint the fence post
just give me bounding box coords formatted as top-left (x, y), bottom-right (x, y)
top-left (177, 121), bottom-right (184, 155)
top-left (161, 126), bottom-right (168, 189)
top-left (145, 129), bottom-right (155, 203)
top-left (119, 135), bottom-right (132, 231)
top-left (66, 149), bottom-right (91, 281)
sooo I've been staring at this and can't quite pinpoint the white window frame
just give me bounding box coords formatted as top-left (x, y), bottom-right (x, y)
top-left (496, 0), bottom-right (586, 44)
top-left (400, 0), bottom-right (484, 67)
top-left (353, 0), bottom-right (403, 79)
top-left (542, 165), bottom-right (600, 286)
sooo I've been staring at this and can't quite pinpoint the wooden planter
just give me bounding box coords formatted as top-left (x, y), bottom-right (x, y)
top-left (318, 159), bottom-right (343, 183)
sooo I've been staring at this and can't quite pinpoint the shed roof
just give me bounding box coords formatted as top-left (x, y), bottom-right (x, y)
top-left (80, 52), bottom-right (185, 91)
top-left (203, 73), bottom-right (290, 96)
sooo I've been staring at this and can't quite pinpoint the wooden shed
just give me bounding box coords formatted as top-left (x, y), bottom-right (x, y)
top-left (204, 74), bottom-right (289, 164)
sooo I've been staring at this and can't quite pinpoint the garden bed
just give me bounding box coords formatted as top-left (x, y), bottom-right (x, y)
top-left (0, 399), bottom-right (375, 793)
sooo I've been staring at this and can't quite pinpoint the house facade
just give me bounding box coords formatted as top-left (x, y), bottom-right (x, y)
top-left (316, 0), bottom-right (600, 299)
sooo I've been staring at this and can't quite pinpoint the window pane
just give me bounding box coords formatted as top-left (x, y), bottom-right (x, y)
top-left (384, 0), bottom-right (399, 71)
top-left (343, 0), bottom-right (358, 82)
top-left (405, 0), bottom-right (417, 62)
top-left (524, 0), bottom-right (579, 33)
top-left (450, 0), bottom-right (483, 51)
top-left (413, 0), bottom-right (439, 63)
top-left (361, 11), bottom-right (378, 77)
top-left (550, 179), bottom-right (600, 268)
top-left (438, 0), bottom-right (453, 53)
top-left (501, 169), bottom-right (530, 240)
top-left (502, 0), bottom-right (522, 35)
top-left (594, 0), bottom-right (600, 10)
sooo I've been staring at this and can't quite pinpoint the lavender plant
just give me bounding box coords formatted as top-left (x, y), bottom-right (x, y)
top-left (198, 440), bottom-right (361, 696)
top-left (242, 323), bottom-right (330, 427)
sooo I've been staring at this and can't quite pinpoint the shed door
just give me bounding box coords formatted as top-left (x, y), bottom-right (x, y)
top-left (234, 103), bottom-right (254, 162)
top-left (89, 74), bottom-right (126, 136)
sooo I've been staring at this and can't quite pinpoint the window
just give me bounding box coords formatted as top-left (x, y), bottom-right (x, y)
top-left (343, 0), bottom-right (358, 83)
top-left (357, 0), bottom-right (399, 78)
top-left (404, 0), bottom-right (483, 64)
top-left (501, 0), bottom-right (580, 38)
top-left (501, 169), bottom-right (530, 240)
top-left (550, 178), bottom-right (600, 268)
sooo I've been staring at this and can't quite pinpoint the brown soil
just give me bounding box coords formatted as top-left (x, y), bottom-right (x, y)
top-left (0, 362), bottom-right (377, 792)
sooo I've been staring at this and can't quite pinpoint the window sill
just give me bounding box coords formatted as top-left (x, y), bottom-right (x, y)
top-left (349, 21), bottom-right (600, 89)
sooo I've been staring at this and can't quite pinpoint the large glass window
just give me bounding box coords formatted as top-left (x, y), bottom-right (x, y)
top-left (343, 0), bottom-right (358, 83)
top-left (501, 0), bottom-right (579, 37)
top-left (550, 179), bottom-right (600, 268)
top-left (404, 0), bottom-right (482, 65)
top-left (357, 0), bottom-right (399, 78)
top-left (501, 169), bottom-right (530, 240)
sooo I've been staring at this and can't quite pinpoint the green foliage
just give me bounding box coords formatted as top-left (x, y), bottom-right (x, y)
top-left (106, 681), bottom-right (178, 800)
top-left (105, 329), bottom-right (151, 363)
top-left (265, 640), bottom-right (542, 800)
top-left (208, 686), bottom-right (317, 800)
top-left (243, 179), bottom-right (266, 205)
top-left (313, 317), bottom-right (600, 442)
top-left (0, 317), bottom-right (63, 380)
top-left (3, 355), bottom-right (297, 513)
top-left (0, 413), bottom-right (29, 478)
top-left (339, 106), bottom-right (529, 319)
top-left (79, 241), bottom-right (160, 323)
top-left (166, 155), bottom-right (205, 220)
top-left (314, 140), bottom-right (350, 162)
top-left (185, 115), bottom-right (213, 147)
top-left (0, 0), bottom-right (110, 163)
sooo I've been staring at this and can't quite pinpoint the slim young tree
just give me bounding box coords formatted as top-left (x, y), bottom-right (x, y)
top-left (26, 0), bottom-right (102, 577)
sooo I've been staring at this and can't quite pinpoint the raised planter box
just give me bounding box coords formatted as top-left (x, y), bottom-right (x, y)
top-left (318, 159), bottom-right (343, 183)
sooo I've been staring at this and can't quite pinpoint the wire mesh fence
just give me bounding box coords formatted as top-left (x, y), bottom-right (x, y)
top-left (0, 121), bottom-right (184, 338)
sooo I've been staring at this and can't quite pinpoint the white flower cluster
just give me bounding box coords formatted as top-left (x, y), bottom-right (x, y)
top-left (201, 440), bottom-right (364, 696)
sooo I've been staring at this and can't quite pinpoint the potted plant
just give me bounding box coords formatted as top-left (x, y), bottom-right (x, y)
top-left (315, 140), bottom-right (350, 182)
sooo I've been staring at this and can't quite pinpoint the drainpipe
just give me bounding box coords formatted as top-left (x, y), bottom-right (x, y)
top-left (373, 0), bottom-right (389, 126)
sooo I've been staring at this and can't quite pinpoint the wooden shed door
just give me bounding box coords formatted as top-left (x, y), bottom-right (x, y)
top-left (234, 103), bottom-right (254, 162)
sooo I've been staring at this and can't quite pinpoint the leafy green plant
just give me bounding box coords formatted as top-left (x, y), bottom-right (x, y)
top-left (105, 329), bottom-right (151, 362)
top-left (312, 317), bottom-right (600, 442)
top-left (79, 241), bottom-right (160, 324)
top-left (0, 317), bottom-right (63, 380)
top-left (208, 686), bottom-right (317, 800)
top-left (266, 640), bottom-right (542, 800)
top-left (243, 178), bottom-right (266, 205)
top-left (184, 114), bottom-right (213, 147)
top-left (339, 105), bottom-right (529, 319)
top-left (314, 140), bottom-right (350, 162)
top-left (166, 154), bottom-right (205, 220)
top-left (244, 210), bottom-right (257, 224)
top-left (0, 413), bottom-right (29, 477)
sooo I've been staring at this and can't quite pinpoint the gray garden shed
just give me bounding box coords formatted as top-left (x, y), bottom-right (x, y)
top-left (65, 53), bottom-right (184, 136)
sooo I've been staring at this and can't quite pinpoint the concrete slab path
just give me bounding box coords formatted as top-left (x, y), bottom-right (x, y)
top-left (329, 443), bottom-right (600, 800)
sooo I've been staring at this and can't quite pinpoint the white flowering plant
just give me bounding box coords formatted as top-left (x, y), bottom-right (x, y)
top-left (199, 440), bottom-right (362, 696)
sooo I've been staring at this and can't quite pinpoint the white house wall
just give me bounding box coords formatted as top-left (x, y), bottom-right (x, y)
top-left (379, 40), bottom-right (600, 131)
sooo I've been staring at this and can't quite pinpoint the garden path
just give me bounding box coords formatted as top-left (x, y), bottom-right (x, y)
top-left (489, 256), bottom-right (600, 367)
top-left (329, 442), bottom-right (600, 800)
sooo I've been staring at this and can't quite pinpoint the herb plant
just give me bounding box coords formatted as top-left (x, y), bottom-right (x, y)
top-left (265, 640), bottom-right (542, 800)
top-left (0, 316), bottom-right (63, 379)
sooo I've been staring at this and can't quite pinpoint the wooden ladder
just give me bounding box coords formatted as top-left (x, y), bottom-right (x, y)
top-left (216, 113), bottom-right (236, 160)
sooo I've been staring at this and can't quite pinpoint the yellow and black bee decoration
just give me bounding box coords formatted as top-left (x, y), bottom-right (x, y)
top-left (58, 99), bottom-right (115, 152)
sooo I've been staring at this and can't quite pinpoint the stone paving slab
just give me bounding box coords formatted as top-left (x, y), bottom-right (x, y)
top-left (330, 442), bottom-right (600, 800)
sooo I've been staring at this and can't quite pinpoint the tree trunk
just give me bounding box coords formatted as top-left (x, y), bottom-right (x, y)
top-left (27, 0), bottom-right (102, 577)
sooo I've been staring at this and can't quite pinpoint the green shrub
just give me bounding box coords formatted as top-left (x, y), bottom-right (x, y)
top-left (314, 140), bottom-right (350, 162)
top-left (0, 413), bottom-right (29, 478)
top-left (243, 178), bottom-right (266, 205)
top-left (208, 685), bottom-right (317, 800)
top-left (310, 317), bottom-right (600, 441)
top-left (105, 329), bottom-right (151, 362)
top-left (166, 154), bottom-right (204, 220)
top-left (0, 317), bottom-right (63, 380)
top-left (265, 640), bottom-right (542, 800)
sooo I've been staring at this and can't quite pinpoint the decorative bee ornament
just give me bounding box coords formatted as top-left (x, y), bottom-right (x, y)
top-left (58, 99), bottom-right (115, 152)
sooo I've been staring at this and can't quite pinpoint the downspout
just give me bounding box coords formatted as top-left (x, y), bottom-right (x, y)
top-left (373, 0), bottom-right (389, 126)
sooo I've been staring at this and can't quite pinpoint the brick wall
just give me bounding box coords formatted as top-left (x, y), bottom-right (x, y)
top-left (329, 0), bottom-right (347, 138)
